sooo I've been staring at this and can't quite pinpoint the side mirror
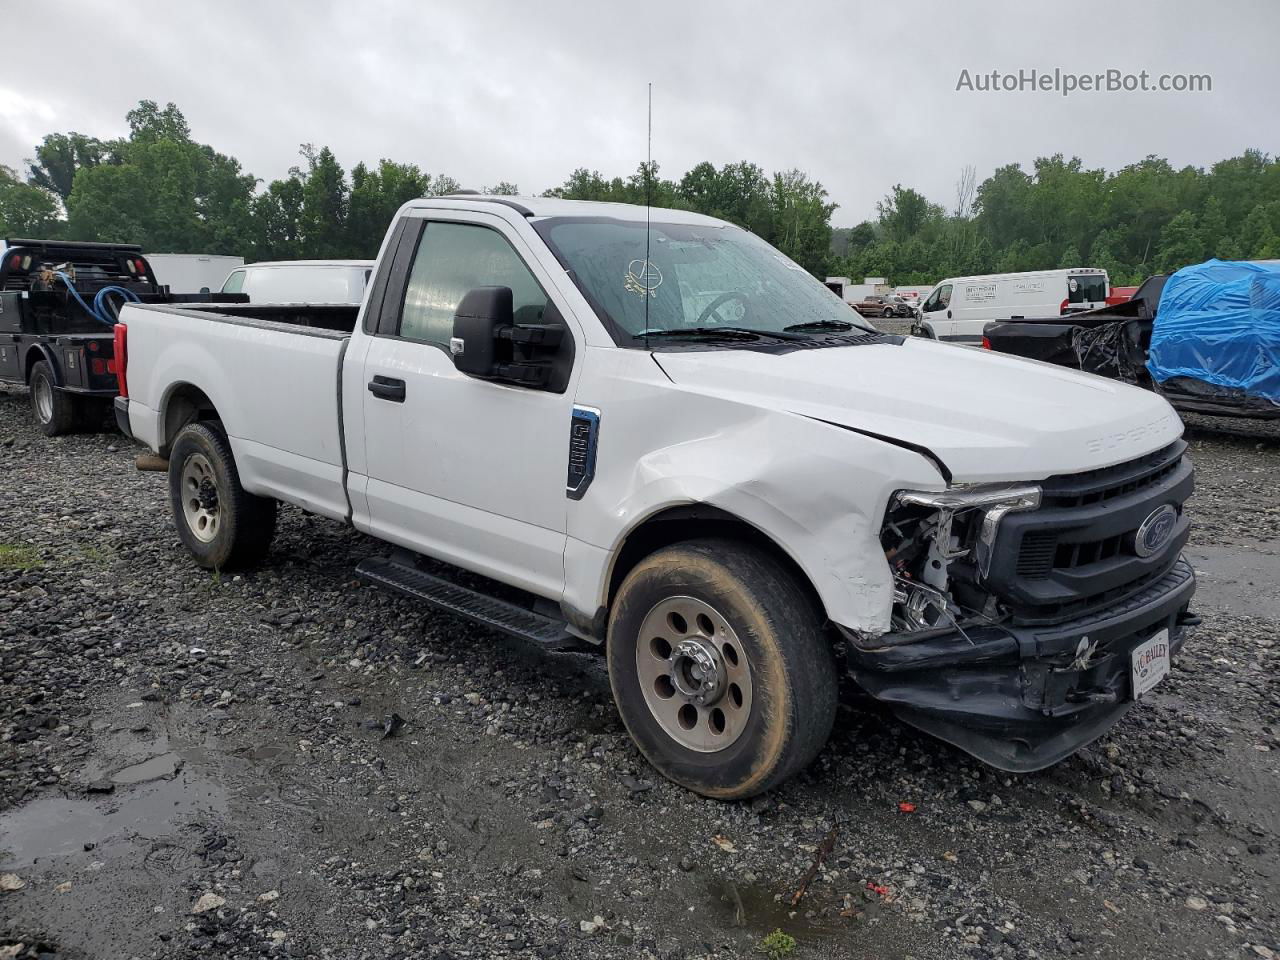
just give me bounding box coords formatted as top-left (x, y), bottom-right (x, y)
top-left (450, 286), bottom-right (564, 387)
top-left (451, 286), bottom-right (512, 378)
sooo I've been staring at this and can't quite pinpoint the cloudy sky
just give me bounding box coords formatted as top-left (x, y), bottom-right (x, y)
top-left (2, 0), bottom-right (1275, 225)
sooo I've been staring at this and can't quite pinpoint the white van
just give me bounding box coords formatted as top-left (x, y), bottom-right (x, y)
top-left (146, 254), bottom-right (245, 293)
top-left (220, 260), bottom-right (375, 305)
top-left (915, 269), bottom-right (1109, 342)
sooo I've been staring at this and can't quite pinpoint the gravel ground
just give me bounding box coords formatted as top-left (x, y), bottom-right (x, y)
top-left (1, 382), bottom-right (1278, 960)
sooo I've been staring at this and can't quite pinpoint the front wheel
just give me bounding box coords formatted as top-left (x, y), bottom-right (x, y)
top-left (607, 539), bottom-right (837, 799)
top-left (168, 422), bottom-right (277, 570)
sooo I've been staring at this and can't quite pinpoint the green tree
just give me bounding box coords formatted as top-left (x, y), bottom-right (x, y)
top-left (0, 165), bottom-right (60, 237)
top-left (65, 101), bottom-right (255, 254)
top-left (1155, 211), bottom-right (1204, 273)
top-left (297, 145), bottom-right (348, 258)
top-left (877, 184), bottom-right (942, 243)
top-left (348, 159), bottom-right (429, 257)
top-left (27, 132), bottom-right (108, 204)
top-left (250, 176), bottom-right (305, 261)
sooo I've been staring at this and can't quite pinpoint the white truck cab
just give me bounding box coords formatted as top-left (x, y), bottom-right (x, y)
top-left (917, 268), bottom-right (1110, 342)
top-left (112, 197), bottom-right (1194, 798)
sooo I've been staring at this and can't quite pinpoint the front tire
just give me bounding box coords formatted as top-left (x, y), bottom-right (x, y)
top-left (607, 539), bottom-right (837, 799)
top-left (29, 361), bottom-right (77, 436)
top-left (168, 422), bottom-right (277, 570)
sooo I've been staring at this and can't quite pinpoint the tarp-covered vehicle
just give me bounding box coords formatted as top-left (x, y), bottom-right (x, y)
top-left (1146, 259), bottom-right (1280, 417)
top-left (984, 261), bottom-right (1280, 420)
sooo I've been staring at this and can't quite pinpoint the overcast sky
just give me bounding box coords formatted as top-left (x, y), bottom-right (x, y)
top-left (2, 0), bottom-right (1275, 226)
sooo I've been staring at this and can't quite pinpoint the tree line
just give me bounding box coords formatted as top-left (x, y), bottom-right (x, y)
top-left (2, 100), bottom-right (1279, 286)
top-left (833, 153), bottom-right (1280, 286)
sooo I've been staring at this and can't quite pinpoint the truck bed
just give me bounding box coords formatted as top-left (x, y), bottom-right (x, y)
top-left (119, 302), bottom-right (359, 521)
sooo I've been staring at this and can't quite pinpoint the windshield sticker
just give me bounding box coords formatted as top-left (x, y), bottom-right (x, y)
top-left (624, 259), bottom-right (663, 299)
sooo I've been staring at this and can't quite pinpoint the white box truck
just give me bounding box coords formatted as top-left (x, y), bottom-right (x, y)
top-left (145, 254), bottom-right (245, 294)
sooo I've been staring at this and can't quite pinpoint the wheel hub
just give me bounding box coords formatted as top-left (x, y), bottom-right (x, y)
top-left (180, 453), bottom-right (222, 544)
top-left (670, 637), bottom-right (726, 705)
top-left (634, 596), bottom-right (754, 753)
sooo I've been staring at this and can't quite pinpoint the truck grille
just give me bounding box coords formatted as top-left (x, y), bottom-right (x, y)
top-left (986, 440), bottom-right (1193, 625)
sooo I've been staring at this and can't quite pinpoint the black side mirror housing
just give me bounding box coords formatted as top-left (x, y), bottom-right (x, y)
top-left (451, 286), bottom-right (512, 378)
top-left (451, 286), bottom-right (566, 388)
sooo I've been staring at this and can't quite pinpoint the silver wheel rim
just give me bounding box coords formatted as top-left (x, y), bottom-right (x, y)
top-left (33, 377), bottom-right (53, 424)
top-left (181, 453), bottom-right (221, 543)
top-left (635, 596), bottom-right (754, 753)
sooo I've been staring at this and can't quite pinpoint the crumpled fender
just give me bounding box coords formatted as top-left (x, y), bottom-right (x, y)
top-left (564, 351), bottom-right (947, 634)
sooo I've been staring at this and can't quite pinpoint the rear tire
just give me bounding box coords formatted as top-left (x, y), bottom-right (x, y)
top-left (607, 539), bottom-right (837, 799)
top-left (29, 361), bottom-right (77, 436)
top-left (168, 422), bottom-right (277, 570)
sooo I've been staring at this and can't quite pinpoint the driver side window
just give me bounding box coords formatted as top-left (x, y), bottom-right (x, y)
top-left (399, 222), bottom-right (548, 346)
top-left (924, 284), bottom-right (952, 311)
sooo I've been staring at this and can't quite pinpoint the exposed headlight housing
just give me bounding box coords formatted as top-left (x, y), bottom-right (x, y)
top-left (882, 483), bottom-right (1041, 634)
top-left (895, 483), bottom-right (1041, 576)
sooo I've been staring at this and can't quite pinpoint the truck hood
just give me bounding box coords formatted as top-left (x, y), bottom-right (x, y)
top-left (652, 338), bottom-right (1183, 483)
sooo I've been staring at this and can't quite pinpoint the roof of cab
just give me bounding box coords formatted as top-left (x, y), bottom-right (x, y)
top-left (410, 195), bottom-right (735, 227)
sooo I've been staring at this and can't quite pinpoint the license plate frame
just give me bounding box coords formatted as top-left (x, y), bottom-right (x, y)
top-left (1131, 628), bottom-right (1171, 700)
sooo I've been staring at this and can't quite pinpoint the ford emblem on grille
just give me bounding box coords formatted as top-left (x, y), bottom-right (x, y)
top-left (1134, 504), bottom-right (1178, 558)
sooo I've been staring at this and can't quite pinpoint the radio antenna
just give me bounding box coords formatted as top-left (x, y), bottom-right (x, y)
top-left (644, 82), bottom-right (653, 346)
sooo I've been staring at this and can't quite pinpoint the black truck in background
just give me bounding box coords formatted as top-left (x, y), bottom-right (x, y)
top-left (0, 238), bottom-right (243, 435)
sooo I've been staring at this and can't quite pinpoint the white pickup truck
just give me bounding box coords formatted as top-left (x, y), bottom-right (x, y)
top-left (112, 196), bottom-right (1197, 798)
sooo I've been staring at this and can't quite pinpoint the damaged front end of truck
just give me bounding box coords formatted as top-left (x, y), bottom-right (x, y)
top-left (843, 439), bottom-right (1198, 772)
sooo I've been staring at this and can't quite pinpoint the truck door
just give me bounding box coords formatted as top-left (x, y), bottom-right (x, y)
top-left (352, 212), bottom-right (578, 599)
top-left (919, 283), bottom-right (954, 339)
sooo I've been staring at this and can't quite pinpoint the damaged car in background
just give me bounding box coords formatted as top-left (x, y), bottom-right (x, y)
top-left (984, 259), bottom-right (1280, 420)
top-left (112, 195), bottom-right (1197, 796)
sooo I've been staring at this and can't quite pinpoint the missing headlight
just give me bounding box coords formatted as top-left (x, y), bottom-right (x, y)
top-left (881, 484), bottom-right (1041, 634)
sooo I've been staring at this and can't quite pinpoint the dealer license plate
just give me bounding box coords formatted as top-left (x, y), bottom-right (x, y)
top-left (1131, 628), bottom-right (1171, 699)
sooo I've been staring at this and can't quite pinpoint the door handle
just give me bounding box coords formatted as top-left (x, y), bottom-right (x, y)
top-left (946, 309), bottom-right (952, 319)
top-left (368, 376), bottom-right (406, 402)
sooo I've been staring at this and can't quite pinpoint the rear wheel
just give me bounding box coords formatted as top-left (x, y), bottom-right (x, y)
top-left (29, 361), bottom-right (77, 436)
top-left (168, 422), bottom-right (277, 569)
top-left (607, 539), bottom-right (837, 799)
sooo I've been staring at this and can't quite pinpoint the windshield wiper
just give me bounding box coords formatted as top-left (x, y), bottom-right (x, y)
top-left (633, 326), bottom-right (807, 342)
top-left (783, 318), bottom-right (881, 335)
top-left (783, 319), bottom-right (854, 332)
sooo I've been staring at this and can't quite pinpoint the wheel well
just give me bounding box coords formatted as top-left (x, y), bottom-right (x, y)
top-left (161, 384), bottom-right (220, 456)
top-left (606, 505), bottom-right (827, 625)
top-left (24, 346), bottom-right (53, 383)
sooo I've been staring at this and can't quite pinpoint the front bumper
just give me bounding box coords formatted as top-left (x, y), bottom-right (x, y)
top-left (845, 557), bottom-right (1196, 772)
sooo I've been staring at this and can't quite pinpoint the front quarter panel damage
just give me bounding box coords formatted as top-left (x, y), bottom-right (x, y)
top-left (563, 349), bottom-right (947, 634)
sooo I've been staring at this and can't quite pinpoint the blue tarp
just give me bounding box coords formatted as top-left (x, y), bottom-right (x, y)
top-left (1147, 259), bottom-right (1280, 406)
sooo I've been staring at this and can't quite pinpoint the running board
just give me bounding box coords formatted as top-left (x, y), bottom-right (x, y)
top-left (355, 555), bottom-right (579, 651)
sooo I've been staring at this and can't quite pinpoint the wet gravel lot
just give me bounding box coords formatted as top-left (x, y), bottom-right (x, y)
top-left (1, 383), bottom-right (1278, 960)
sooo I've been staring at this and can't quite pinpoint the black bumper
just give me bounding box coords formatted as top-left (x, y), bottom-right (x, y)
top-left (846, 557), bottom-right (1196, 772)
top-left (113, 396), bottom-right (132, 438)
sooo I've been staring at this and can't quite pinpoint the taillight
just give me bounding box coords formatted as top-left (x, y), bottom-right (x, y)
top-left (111, 323), bottom-right (128, 397)
top-left (981, 336), bottom-right (992, 350)
top-left (8, 254), bottom-right (20, 270)
top-left (91, 357), bottom-right (109, 376)
top-left (1059, 298), bottom-right (1070, 315)
top-left (134, 259), bottom-right (146, 275)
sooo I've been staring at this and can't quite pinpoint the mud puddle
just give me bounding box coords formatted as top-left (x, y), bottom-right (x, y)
top-left (0, 758), bottom-right (225, 871)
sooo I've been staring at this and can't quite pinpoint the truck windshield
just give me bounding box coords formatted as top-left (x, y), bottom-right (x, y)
top-left (537, 218), bottom-right (874, 343)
